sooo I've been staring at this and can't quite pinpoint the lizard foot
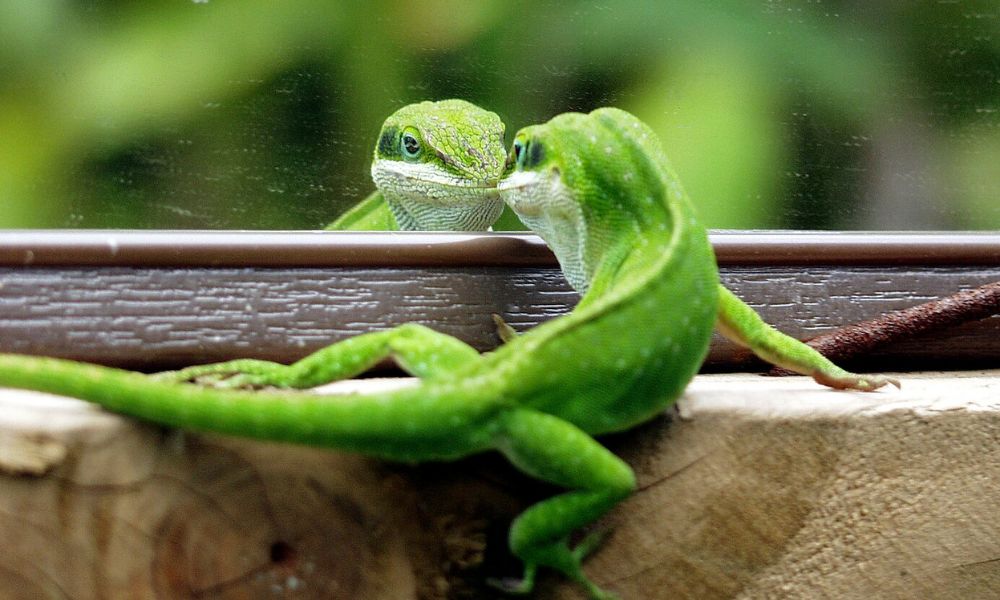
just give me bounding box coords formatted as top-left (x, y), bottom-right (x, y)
top-left (150, 358), bottom-right (298, 389)
top-left (492, 533), bottom-right (618, 599)
top-left (492, 313), bottom-right (519, 344)
top-left (571, 530), bottom-right (619, 600)
top-left (813, 371), bottom-right (901, 392)
top-left (486, 564), bottom-right (536, 595)
top-left (152, 366), bottom-right (278, 390)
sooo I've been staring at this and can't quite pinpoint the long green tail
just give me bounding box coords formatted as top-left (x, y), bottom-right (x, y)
top-left (0, 353), bottom-right (496, 460)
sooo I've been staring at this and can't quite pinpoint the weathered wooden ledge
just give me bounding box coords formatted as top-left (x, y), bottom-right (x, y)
top-left (2, 370), bottom-right (998, 599)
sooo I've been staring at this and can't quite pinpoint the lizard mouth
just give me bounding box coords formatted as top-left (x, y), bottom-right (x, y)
top-left (497, 170), bottom-right (543, 192)
top-left (374, 160), bottom-right (499, 190)
top-left (498, 170), bottom-right (550, 217)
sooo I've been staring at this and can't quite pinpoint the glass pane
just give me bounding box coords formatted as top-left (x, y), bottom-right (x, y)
top-left (2, 1), bottom-right (997, 230)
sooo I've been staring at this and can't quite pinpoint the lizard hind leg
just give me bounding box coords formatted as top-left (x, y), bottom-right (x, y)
top-left (492, 408), bottom-right (635, 599)
top-left (154, 323), bottom-right (482, 390)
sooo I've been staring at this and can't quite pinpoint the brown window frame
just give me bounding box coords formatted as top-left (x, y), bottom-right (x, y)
top-left (1, 230), bottom-right (998, 371)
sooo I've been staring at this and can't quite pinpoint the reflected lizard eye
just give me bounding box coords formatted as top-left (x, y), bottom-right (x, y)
top-left (401, 128), bottom-right (421, 160)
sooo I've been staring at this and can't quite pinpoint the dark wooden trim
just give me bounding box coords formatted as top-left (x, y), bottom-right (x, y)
top-left (0, 231), bottom-right (997, 371)
top-left (2, 230), bottom-right (1000, 267)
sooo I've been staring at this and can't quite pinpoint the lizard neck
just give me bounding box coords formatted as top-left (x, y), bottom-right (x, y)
top-left (555, 178), bottom-right (683, 305)
top-left (510, 170), bottom-right (678, 295)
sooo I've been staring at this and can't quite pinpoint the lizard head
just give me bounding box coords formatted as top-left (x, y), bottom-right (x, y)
top-left (370, 100), bottom-right (507, 229)
top-left (499, 108), bottom-right (678, 293)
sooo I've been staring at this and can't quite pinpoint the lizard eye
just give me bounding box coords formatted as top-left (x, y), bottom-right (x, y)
top-left (512, 138), bottom-right (526, 170)
top-left (512, 137), bottom-right (542, 171)
top-left (526, 140), bottom-right (543, 168)
top-left (400, 128), bottom-right (421, 160)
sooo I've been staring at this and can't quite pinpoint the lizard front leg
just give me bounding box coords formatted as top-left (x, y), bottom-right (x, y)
top-left (154, 323), bottom-right (481, 389)
top-left (324, 190), bottom-right (398, 230)
top-left (715, 285), bottom-right (900, 391)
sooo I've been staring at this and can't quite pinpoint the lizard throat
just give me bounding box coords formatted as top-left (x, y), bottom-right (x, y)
top-left (373, 160), bottom-right (504, 230)
top-left (500, 171), bottom-right (590, 292)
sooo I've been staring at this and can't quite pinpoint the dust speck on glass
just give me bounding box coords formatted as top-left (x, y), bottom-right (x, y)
top-left (2, 2), bottom-right (997, 230)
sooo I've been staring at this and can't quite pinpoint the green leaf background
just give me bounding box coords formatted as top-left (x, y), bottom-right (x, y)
top-left (1, 1), bottom-right (997, 229)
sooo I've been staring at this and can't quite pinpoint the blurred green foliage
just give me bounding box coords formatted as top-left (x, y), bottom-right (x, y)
top-left (1, 0), bottom-right (997, 229)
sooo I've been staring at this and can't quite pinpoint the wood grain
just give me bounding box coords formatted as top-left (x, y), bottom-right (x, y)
top-left (2, 372), bottom-right (997, 599)
top-left (1, 231), bottom-right (997, 598)
top-left (2, 231), bottom-right (997, 371)
top-left (1, 265), bottom-right (997, 370)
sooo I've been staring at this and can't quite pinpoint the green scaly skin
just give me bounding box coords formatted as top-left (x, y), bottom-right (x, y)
top-left (0, 108), bottom-right (896, 599)
top-left (324, 99), bottom-right (507, 231)
top-left (332, 102), bottom-right (899, 393)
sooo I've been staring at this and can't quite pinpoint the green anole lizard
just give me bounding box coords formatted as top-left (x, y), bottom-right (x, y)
top-left (324, 99), bottom-right (507, 231)
top-left (0, 108), bottom-right (896, 598)
top-left (327, 100), bottom-right (897, 380)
